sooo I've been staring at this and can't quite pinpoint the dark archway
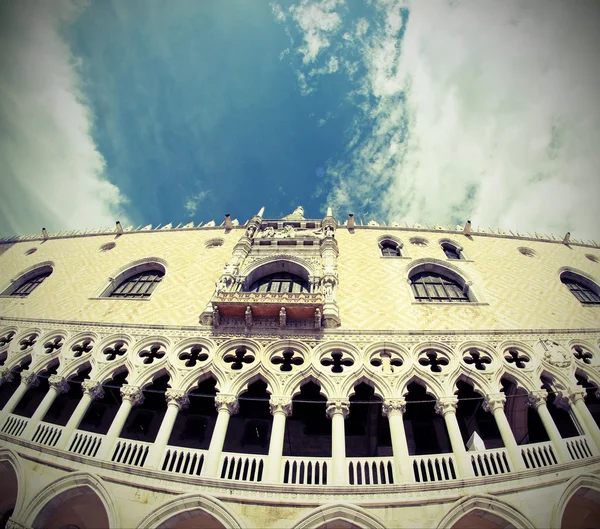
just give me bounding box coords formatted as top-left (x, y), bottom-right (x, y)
top-left (404, 382), bottom-right (450, 455)
top-left (346, 382), bottom-right (389, 457)
top-left (501, 377), bottom-right (548, 444)
top-left (561, 487), bottom-right (600, 529)
top-left (79, 370), bottom-right (128, 434)
top-left (0, 461), bottom-right (18, 529)
top-left (122, 374), bottom-right (170, 442)
top-left (13, 362), bottom-right (58, 418)
top-left (576, 374), bottom-right (600, 427)
top-left (455, 381), bottom-right (503, 449)
top-left (223, 379), bottom-right (271, 455)
top-left (284, 381), bottom-right (330, 457)
top-left (541, 376), bottom-right (580, 438)
top-left (169, 377), bottom-right (218, 449)
top-left (0, 359), bottom-right (31, 410)
top-left (44, 366), bottom-right (91, 426)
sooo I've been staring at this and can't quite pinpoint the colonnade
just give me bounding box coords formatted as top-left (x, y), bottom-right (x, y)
top-left (3, 373), bottom-right (600, 485)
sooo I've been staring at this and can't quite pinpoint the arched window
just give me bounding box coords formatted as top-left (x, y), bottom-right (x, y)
top-left (561, 272), bottom-right (600, 305)
top-left (247, 272), bottom-right (308, 293)
top-left (381, 240), bottom-right (402, 257)
top-left (410, 271), bottom-right (470, 302)
top-left (441, 242), bottom-right (462, 260)
top-left (107, 270), bottom-right (164, 298)
top-left (2, 266), bottom-right (53, 297)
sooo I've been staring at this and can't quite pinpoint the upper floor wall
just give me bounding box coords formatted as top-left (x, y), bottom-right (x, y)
top-left (0, 225), bottom-right (599, 331)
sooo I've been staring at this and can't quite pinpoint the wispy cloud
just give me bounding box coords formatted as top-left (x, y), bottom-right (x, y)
top-left (274, 0), bottom-right (600, 240)
top-left (184, 190), bottom-right (210, 217)
top-left (0, 0), bottom-right (130, 237)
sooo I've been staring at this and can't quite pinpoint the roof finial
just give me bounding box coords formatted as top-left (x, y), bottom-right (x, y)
top-left (257, 206), bottom-right (265, 218)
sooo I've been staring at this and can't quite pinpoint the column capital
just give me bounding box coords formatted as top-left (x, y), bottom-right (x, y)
top-left (435, 396), bottom-right (458, 416)
top-left (269, 396), bottom-right (292, 416)
top-left (215, 394), bottom-right (239, 415)
top-left (526, 390), bottom-right (548, 409)
top-left (483, 393), bottom-right (506, 413)
top-left (555, 389), bottom-right (587, 410)
top-left (20, 371), bottom-right (39, 389)
top-left (82, 380), bottom-right (104, 400)
top-left (120, 385), bottom-right (144, 406)
top-left (6, 518), bottom-right (32, 529)
top-left (326, 399), bottom-right (349, 419)
top-left (382, 398), bottom-right (406, 417)
top-left (0, 367), bottom-right (14, 385)
top-left (49, 375), bottom-right (70, 395)
top-left (165, 389), bottom-right (189, 410)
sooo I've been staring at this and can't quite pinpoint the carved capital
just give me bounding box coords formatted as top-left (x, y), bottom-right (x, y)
top-left (555, 389), bottom-right (587, 410)
top-left (269, 396), bottom-right (292, 416)
top-left (0, 367), bottom-right (14, 385)
top-left (326, 399), bottom-right (350, 419)
top-left (20, 371), bottom-right (38, 389)
top-left (48, 375), bottom-right (70, 395)
top-left (82, 380), bottom-right (104, 400)
top-left (526, 390), bottom-right (548, 409)
top-left (6, 518), bottom-right (31, 529)
top-left (120, 385), bottom-right (144, 406)
top-left (435, 396), bottom-right (458, 416)
top-left (382, 398), bottom-right (406, 417)
top-left (483, 393), bottom-right (506, 413)
top-left (165, 389), bottom-right (189, 410)
top-left (215, 394), bottom-right (239, 415)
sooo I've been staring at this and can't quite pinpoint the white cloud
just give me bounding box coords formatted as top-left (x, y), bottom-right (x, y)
top-left (289, 0), bottom-right (345, 64)
top-left (0, 0), bottom-right (130, 237)
top-left (276, 0), bottom-right (600, 240)
top-left (184, 190), bottom-right (210, 217)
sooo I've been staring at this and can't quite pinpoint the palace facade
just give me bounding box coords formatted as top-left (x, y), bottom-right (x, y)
top-left (0, 207), bottom-right (599, 528)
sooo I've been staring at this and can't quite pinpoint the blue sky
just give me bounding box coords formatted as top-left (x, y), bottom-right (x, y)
top-left (1, 0), bottom-right (600, 239)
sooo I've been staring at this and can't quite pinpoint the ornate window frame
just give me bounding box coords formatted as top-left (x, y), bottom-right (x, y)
top-left (559, 268), bottom-right (600, 306)
top-left (438, 238), bottom-right (468, 261)
top-left (0, 262), bottom-right (54, 298)
top-left (91, 257), bottom-right (168, 300)
top-left (377, 235), bottom-right (408, 259)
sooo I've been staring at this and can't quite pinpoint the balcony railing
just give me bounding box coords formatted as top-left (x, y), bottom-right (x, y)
top-left (213, 291), bottom-right (324, 319)
top-left (1, 416), bottom-right (598, 489)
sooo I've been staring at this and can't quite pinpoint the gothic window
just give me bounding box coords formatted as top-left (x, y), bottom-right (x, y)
top-left (560, 272), bottom-right (600, 305)
top-left (380, 240), bottom-right (402, 257)
top-left (106, 270), bottom-right (164, 298)
top-left (246, 272), bottom-right (308, 293)
top-left (441, 243), bottom-right (462, 260)
top-left (410, 272), bottom-right (470, 302)
top-left (2, 267), bottom-right (53, 297)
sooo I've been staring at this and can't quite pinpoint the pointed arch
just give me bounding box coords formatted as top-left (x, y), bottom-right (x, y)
top-left (179, 366), bottom-right (224, 395)
top-left (436, 494), bottom-right (535, 529)
top-left (230, 370), bottom-right (278, 397)
top-left (0, 449), bottom-right (26, 519)
top-left (137, 492), bottom-right (244, 529)
top-left (342, 371), bottom-right (390, 402)
top-left (291, 503), bottom-right (386, 529)
top-left (398, 371), bottom-right (445, 400)
top-left (21, 471), bottom-right (120, 529)
top-left (551, 474), bottom-right (600, 529)
top-left (286, 369), bottom-right (335, 401)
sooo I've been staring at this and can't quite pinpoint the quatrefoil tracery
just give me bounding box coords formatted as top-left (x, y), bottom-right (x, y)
top-left (223, 347), bottom-right (255, 370)
top-left (72, 339), bottom-right (93, 358)
top-left (19, 334), bottom-right (37, 351)
top-left (504, 349), bottom-right (530, 369)
top-left (0, 331), bottom-right (15, 348)
top-left (370, 351), bottom-right (403, 373)
top-left (44, 337), bottom-right (63, 354)
top-left (179, 345), bottom-right (209, 367)
top-left (103, 342), bottom-right (128, 361)
top-left (418, 350), bottom-right (449, 373)
top-left (462, 349), bottom-right (492, 371)
top-left (321, 351), bottom-right (354, 373)
top-left (573, 346), bottom-right (593, 365)
top-left (271, 349), bottom-right (304, 372)
top-left (138, 344), bottom-right (166, 365)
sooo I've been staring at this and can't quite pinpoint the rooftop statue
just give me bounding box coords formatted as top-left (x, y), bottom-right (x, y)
top-left (282, 205), bottom-right (305, 220)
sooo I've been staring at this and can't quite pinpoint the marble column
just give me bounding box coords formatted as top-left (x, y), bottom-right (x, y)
top-left (264, 396), bottom-right (292, 483)
top-left (97, 385), bottom-right (144, 460)
top-left (55, 380), bottom-right (104, 450)
top-left (527, 390), bottom-right (571, 463)
top-left (435, 396), bottom-right (474, 478)
top-left (382, 398), bottom-right (412, 482)
top-left (326, 399), bottom-right (349, 485)
top-left (558, 390), bottom-right (600, 453)
top-left (483, 393), bottom-right (527, 471)
top-left (23, 375), bottom-right (70, 439)
top-left (146, 389), bottom-right (190, 469)
top-left (0, 372), bottom-right (39, 427)
top-left (201, 394), bottom-right (239, 478)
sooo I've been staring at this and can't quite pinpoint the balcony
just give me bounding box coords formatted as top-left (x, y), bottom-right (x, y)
top-left (212, 290), bottom-right (324, 319)
top-left (1, 413), bottom-right (597, 491)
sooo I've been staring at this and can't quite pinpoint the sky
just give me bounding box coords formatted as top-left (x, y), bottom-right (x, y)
top-left (1, 0), bottom-right (599, 240)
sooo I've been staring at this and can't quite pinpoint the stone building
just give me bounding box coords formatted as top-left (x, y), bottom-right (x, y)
top-left (0, 206), bottom-right (599, 529)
